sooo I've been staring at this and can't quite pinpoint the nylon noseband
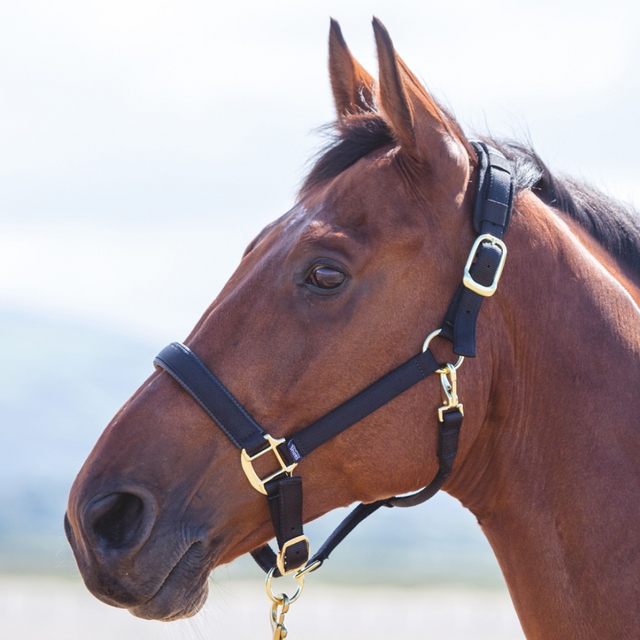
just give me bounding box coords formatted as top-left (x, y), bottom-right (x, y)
top-left (153, 142), bottom-right (514, 579)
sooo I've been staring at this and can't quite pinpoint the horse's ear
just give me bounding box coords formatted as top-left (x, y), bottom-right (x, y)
top-left (372, 18), bottom-right (472, 187)
top-left (329, 19), bottom-right (376, 117)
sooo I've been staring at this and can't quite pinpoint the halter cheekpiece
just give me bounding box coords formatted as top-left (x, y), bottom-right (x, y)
top-left (154, 142), bottom-right (514, 602)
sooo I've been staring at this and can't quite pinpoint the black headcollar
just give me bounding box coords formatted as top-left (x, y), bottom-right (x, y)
top-left (153, 142), bottom-right (515, 577)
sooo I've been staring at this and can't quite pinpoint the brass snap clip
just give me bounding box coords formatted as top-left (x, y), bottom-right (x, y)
top-left (437, 364), bottom-right (464, 422)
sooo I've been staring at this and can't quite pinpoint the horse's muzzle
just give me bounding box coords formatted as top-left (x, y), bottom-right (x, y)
top-left (64, 484), bottom-right (210, 620)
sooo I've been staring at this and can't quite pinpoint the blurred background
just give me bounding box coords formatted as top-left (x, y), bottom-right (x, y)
top-left (1, 0), bottom-right (638, 638)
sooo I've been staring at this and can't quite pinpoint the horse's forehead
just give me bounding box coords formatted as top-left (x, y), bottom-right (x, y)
top-left (297, 152), bottom-right (402, 222)
top-left (287, 178), bottom-right (389, 233)
top-left (267, 207), bottom-right (349, 261)
top-left (283, 202), bottom-right (309, 230)
top-left (258, 155), bottom-right (410, 260)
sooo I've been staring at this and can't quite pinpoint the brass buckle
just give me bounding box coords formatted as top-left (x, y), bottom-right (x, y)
top-left (240, 434), bottom-right (298, 495)
top-left (462, 234), bottom-right (507, 297)
top-left (276, 535), bottom-right (310, 576)
top-left (437, 364), bottom-right (464, 422)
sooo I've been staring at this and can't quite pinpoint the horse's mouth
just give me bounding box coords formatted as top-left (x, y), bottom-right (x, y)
top-left (127, 543), bottom-right (211, 621)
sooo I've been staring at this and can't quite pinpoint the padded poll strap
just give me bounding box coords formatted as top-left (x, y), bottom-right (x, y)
top-left (471, 141), bottom-right (514, 238)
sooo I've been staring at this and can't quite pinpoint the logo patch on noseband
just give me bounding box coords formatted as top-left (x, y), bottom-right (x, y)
top-left (287, 443), bottom-right (302, 462)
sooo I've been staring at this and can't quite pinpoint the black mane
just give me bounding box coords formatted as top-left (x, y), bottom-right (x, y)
top-left (303, 115), bottom-right (640, 279)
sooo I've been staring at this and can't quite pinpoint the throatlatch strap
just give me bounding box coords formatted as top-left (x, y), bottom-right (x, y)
top-left (388, 409), bottom-right (463, 508)
top-left (305, 500), bottom-right (388, 568)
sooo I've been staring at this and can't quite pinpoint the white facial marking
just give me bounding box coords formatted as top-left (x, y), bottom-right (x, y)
top-left (284, 204), bottom-right (308, 230)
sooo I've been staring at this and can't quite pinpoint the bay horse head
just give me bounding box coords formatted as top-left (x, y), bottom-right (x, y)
top-left (65, 18), bottom-right (640, 639)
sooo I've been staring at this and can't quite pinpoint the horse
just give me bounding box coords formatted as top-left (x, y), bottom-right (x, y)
top-left (64, 18), bottom-right (640, 640)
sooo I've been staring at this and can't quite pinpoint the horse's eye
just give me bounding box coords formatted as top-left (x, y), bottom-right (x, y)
top-left (306, 266), bottom-right (346, 289)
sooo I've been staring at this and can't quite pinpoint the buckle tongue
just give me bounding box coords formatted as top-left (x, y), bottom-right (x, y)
top-left (241, 434), bottom-right (298, 495)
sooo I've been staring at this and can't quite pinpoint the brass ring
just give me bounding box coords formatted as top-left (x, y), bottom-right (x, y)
top-left (294, 559), bottom-right (322, 579)
top-left (266, 567), bottom-right (305, 605)
top-left (422, 328), bottom-right (464, 371)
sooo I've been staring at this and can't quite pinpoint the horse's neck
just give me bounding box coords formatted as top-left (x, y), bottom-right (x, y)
top-left (451, 193), bottom-right (640, 640)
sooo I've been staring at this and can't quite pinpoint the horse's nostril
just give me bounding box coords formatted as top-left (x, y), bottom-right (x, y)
top-left (86, 493), bottom-right (147, 551)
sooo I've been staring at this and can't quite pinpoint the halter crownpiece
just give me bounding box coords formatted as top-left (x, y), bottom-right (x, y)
top-left (153, 142), bottom-right (514, 637)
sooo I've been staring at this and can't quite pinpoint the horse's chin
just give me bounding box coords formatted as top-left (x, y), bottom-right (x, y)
top-left (69, 519), bottom-right (213, 622)
top-left (125, 544), bottom-right (211, 621)
top-left (127, 575), bottom-right (209, 622)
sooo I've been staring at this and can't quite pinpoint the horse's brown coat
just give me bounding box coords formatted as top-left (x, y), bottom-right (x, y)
top-left (65, 19), bottom-right (640, 638)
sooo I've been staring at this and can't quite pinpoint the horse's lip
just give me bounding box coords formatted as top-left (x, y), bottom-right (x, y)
top-left (128, 543), bottom-right (210, 621)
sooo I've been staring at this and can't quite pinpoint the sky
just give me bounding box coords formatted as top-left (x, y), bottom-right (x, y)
top-left (1, 0), bottom-right (639, 345)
